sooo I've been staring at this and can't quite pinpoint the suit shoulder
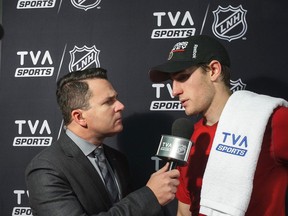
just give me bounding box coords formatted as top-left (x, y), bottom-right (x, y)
top-left (25, 139), bottom-right (66, 173)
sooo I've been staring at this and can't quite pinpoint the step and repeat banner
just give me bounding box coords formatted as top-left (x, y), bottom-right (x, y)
top-left (1, 0), bottom-right (288, 215)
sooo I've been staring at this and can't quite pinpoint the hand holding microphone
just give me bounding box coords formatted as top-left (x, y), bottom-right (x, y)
top-left (146, 162), bottom-right (180, 206)
top-left (146, 118), bottom-right (194, 205)
top-left (156, 118), bottom-right (194, 170)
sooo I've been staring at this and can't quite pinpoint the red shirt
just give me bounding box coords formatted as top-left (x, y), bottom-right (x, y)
top-left (176, 107), bottom-right (288, 216)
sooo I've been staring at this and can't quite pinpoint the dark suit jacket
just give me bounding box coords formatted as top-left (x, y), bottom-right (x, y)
top-left (25, 132), bottom-right (162, 216)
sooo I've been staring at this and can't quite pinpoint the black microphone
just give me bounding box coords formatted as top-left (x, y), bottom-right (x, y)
top-left (0, 24), bottom-right (4, 40)
top-left (156, 118), bottom-right (194, 170)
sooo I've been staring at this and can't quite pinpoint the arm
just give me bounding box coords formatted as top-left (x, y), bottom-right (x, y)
top-left (104, 163), bottom-right (180, 215)
top-left (26, 163), bottom-right (90, 216)
top-left (26, 159), bottom-right (179, 216)
top-left (177, 201), bottom-right (191, 216)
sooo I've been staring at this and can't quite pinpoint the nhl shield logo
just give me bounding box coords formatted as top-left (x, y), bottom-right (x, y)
top-left (212, 5), bottom-right (247, 42)
top-left (230, 78), bottom-right (247, 92)
top-left (71, 0), bottom-right (101, 11)
top-left (69, 45), bottom-right (100, 72)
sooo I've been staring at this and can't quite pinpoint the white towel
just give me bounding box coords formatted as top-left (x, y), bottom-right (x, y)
top-left (199, 90), bottom-right (288, 216)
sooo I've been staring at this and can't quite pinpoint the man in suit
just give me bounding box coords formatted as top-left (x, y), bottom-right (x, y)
top-left (25, 67), bottom-right (180, 216)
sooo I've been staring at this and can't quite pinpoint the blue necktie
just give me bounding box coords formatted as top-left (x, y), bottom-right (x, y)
top-left (94, 147), bottom-right (118, 203)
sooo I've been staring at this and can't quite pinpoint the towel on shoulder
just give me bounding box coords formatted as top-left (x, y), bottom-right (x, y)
top-left (200, 90), bottom-right (288, 216)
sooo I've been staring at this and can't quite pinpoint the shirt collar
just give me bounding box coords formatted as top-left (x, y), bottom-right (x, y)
top-left (65, 129), bottom-right (99, 156)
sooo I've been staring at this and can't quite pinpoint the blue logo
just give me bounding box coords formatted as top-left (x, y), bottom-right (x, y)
top-left (216, 131), bottom-right (248, 157)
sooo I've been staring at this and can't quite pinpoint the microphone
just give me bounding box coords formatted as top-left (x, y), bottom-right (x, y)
top-left (0, 24), bottom-right (4, 40)
top-left (156, 118), bottom-right (194, 170)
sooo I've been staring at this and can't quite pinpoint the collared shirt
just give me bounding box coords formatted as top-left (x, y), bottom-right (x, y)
top-left (65, 129), bottom-right (121, 200)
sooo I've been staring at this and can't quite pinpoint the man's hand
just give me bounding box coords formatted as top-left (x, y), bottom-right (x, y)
top-left (146, 162), bottom-right (180, 206)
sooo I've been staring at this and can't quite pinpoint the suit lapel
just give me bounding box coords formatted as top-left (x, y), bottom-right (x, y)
top-left (103, 147), bottom-right (121, 199)
top-left (58, 133), bottom-right (113, 207)
top-left (103, 145), bottom-right (129, 199)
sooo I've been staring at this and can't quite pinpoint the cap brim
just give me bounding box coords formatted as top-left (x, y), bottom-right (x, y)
top-left (149, 61), bottom-right (196, 83)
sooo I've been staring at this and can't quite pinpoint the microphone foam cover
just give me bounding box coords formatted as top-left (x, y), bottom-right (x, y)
top-left (0, 24), bottom-right (4, 40)
top-left (171, 118), bottom-right (194, 139)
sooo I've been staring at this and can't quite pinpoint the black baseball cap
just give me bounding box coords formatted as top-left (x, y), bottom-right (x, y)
top-left (149, 35), bottom-right (230, 83)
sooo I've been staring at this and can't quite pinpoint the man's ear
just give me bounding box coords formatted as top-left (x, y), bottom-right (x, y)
top-left (71, 109), bottom-right (87, 127)
top-left (209, 60), bottom-right (222, 81)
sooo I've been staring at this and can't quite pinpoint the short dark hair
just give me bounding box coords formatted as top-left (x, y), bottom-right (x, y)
top-left (56, 68), bottom-right (108, 125)
top-left (199, 63), bottom-right (231, 88)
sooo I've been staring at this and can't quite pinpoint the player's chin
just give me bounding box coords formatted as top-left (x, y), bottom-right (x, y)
top-left (184, 108), bottom-right (196, 116)
top-left (184, 108), bottom-right (192, 116)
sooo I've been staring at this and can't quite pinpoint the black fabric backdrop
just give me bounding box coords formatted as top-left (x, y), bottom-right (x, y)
top-left (0, 0), bottom-right (288, 215)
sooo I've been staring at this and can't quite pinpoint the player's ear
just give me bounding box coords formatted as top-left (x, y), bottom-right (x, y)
top-left (208, 60), bottom-right (222, 82)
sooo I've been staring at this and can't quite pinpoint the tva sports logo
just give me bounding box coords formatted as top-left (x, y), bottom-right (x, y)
top-left (15, 50), bottom-right (54, 78)
top-left (13, 120), bottom-right (52, 147)
top-left (215, 131), bottom-right (248, 157)
top-left (71, 0), bottom-right (102, 11)
top-left (69, 45), bottom-right (100, 72)
top-left (151, 11), bottom-right (196, 39)
top-left (12, 190), bottom-right (30, 216)
top-left (150, 83), bottom-right (184, 111)
top-left (17, 0), bottom-right (56, 9)
top-left (212, 5), bottom-right (247, 42)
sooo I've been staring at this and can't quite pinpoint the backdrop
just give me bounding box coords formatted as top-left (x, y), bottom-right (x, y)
top-left (1, 0), bottom-right (288, 215)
